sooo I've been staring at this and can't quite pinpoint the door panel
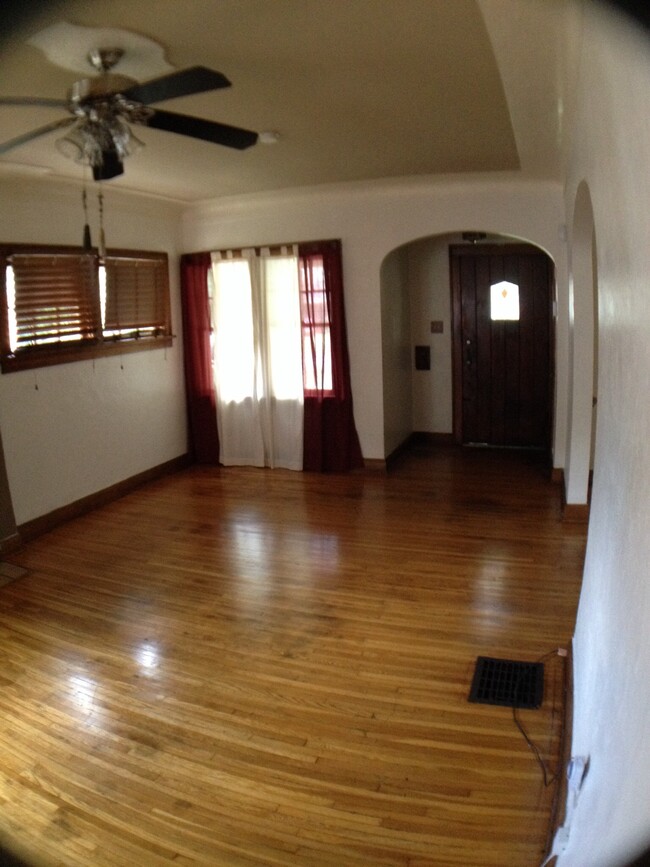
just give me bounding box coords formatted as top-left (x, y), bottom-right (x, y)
top-left (451, 244), bottom-right (553, 449)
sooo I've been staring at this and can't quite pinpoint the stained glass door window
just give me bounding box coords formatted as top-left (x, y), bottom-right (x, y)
top-left (490, 280), bottom-right (520, 321)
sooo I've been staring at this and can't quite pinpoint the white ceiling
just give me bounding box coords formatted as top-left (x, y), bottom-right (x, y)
top-left (0, 0), bottom-right (581, 203)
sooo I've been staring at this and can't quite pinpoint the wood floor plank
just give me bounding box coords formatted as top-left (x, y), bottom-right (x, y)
top-left (0, 446), bottom-right (586, 865)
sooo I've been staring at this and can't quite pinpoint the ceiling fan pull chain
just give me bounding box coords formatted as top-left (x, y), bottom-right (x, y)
top-left (98, 190), bottom-right (106, 260)
top-left (82, 185), bottom-right (92, 251)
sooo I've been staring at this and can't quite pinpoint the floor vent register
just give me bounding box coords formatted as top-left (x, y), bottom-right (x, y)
top-left (468, 656), bottom-right (544, 709)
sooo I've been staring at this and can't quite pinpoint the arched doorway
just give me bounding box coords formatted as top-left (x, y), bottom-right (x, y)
top-left (380, 231), bottom-right (557, 459)
top-left (565, 181), bottom-right (598, 508)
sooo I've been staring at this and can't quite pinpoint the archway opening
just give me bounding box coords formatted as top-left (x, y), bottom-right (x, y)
top-left (565, 181), bottom-right (598, 508)
top-left (380, 230), bottom-right (557, 461)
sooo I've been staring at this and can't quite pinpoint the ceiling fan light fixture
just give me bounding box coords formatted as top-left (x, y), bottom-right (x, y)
top-left (104, 115), bottom-right (142, 160)
top-left (55, 121), bottom-right (103, 166)
top-left (120, 127), bottom-right (144, 159)
top-left (93, 150), bottom-right (124, 181)
top-left (55, 115), bottom-right (141, 170)
top-left (1, 42), bottom-right (258, 182)
top-left (55, 125), bottom-right (85, 163)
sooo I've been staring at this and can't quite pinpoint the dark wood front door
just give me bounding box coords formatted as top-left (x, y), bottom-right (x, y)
top-left (450, 244), bottom-right (553, 449)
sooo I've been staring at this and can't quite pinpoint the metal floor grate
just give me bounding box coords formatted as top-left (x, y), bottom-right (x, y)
top-left (468, 656), bottom-right (544, 709)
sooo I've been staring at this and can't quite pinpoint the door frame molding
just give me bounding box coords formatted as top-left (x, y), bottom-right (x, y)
top-left (449, 242), bottom-right (555, 448)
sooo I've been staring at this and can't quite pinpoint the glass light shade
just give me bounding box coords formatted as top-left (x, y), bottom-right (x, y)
top-left (123, 129), bottom-right (144, 157)
top-left (55, 115), bottom-right (142, 169)
top-left (106, 116), bottom-right (144, 159)
top-left (55, 124), bottom-right (89, 163)
top-left (56, 120), bottom-right (103, 167)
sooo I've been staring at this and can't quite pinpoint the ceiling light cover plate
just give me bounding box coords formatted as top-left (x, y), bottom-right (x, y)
top-left (27, 22), bottom-right (174, 80)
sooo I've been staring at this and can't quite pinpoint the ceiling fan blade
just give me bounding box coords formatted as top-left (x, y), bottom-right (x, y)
top-left (0, 97), bottom-right (68, 108)
top-left (142, 108), bottom-right (258, 150)
top-left (0, 117), bottom-right (75, 156)
top-left (121, 66), bottom-right (231, 106)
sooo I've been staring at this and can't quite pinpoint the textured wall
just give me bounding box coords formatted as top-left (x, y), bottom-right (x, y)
top-left (0, 178), bottom-right (187, 524)
top-left (560, 5), bottom-right (650, 865)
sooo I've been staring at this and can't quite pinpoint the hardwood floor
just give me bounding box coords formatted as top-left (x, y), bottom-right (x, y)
top-left (0, 446), bottom-right (586, 866)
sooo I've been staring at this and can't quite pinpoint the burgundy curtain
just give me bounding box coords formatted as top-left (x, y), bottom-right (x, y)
top-left (299, 240), bottom-right (364, 472)
top-left (180, 253), bottom-right (220, 463)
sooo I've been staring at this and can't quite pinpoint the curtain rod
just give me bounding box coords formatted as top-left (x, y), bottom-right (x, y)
top-left (185, 239), bottom-right (341, 259)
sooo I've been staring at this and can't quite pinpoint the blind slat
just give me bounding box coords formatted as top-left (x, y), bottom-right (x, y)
top-left (104, 256), bottom-right (168, 335)
top-left (2, 248), bottom-right (170, 362)
top-left (10, 253), bottom-right (99, 349)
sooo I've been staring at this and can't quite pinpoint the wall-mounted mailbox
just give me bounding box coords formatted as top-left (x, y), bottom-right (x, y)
top-left (414, 345), bottom-right (431, 371)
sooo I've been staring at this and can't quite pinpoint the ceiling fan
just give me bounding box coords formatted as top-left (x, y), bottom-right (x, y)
top-left (0, 47), bottom-right (259, 181)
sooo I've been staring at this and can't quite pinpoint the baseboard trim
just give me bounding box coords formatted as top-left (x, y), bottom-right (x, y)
top-left (0, 533), bottom-right (22, 557)
top-left (364, 458), bottom-right (387, 472)
top-left (558, 467), bottom-right (594, 523)
top-left (544, 639), bottom-right (574, 865)
top-left (562, 502), bottom-right (590, 523)
top-left (382, 431), bottom-right (456, 472)
top-left (411, 431), bottom-right (456, 446)
top-left (17, 453), bottom-right (191, 544)
top-left (385, 436), bottom-right (412, 470)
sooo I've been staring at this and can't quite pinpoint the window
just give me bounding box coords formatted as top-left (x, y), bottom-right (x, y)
top-left (211, 257), bottom-right (256, 403)
top-left (103, 252), bottom-right (171, 341)
top-left (299, 254), bottom-right (333, 395)
top-left (210, 248), bottom-right (334, 401)
top-left (210, 249), bottom-right (304, 470)
top-left (490, 280), bottom-right (520, 321)
top-left (5, 252), bottom-right (99, 353)
top-left (180, 238), bottom-right (362, 472)
top-left (210, 251), bottom-right (304, 404)
top-left (1, 244), bottom-right (171, 372)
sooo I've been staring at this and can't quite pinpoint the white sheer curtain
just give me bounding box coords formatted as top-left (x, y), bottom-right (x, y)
top-left (210, 248), bottom-right (304, 469)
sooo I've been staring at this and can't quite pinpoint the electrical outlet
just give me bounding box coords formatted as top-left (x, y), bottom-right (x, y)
top-left (430, 320), bottom-right (444, 334)
top-left (567, 756), bottom-right (588, 791)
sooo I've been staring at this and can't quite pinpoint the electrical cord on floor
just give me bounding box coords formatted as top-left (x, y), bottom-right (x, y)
top-left (512, 649), bottom-right (564, 788)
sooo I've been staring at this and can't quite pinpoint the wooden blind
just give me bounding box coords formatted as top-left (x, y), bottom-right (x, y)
top-left (104, 254), bottom-right (169, 338)
top-left (10, 253), bottom-right (100, 350)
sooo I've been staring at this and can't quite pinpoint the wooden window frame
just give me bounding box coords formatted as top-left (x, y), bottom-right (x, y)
top-left (299, 253), bottom-right (334, 398)
top-left (0, 244), bottom-right (172, 373)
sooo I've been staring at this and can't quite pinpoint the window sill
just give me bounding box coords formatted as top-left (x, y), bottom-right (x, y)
top-left (1, 335), bottom-right (173, 374)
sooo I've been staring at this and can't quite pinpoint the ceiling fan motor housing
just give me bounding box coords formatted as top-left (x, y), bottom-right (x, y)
top-left (69, 73), bottom-right (138, 108)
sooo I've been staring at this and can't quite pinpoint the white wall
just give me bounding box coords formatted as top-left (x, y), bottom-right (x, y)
top-left (407, 235), bottom-right (456, 436)
top-left (0, 177), bottom-right (187, 524)
top-left (0, 166), bottom-right (570, 524)
top-left (380, 246), bottom-right (411, 456)
top-left (559, 5), bottom-right (650, 866)
top-left (183, 175), bottom-right (568, 461)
